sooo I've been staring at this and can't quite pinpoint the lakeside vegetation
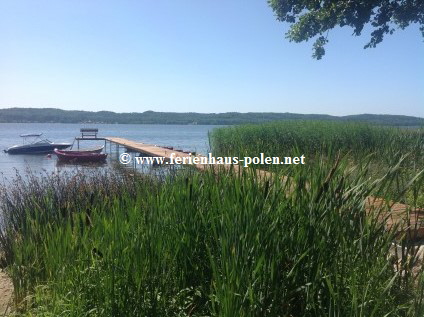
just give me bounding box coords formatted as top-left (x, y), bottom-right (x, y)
top-left (211, 121), bottom-right (424, 204)
top-left (0, 121), bottom-right (424, 316)
top-left (1, 107), bottom-right (423, 126)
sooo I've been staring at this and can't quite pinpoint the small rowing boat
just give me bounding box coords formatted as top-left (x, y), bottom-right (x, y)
top-left (54, 149), bottom-right (107, 163)
top-left (58, 145), bottom-right (104, 154)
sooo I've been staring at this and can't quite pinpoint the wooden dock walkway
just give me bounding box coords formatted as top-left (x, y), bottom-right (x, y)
top-left (103, 137), bottom-right (424, 240)
top-left (105, 137), bottom-right (192, 159)
top-left (105, 137), bottom-right (279, 174)
top-left (365, 197), bottom-right (424, 240)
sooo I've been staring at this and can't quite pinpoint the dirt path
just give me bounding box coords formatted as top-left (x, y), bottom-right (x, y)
top-left (0, 270), bottom-right (13, 316)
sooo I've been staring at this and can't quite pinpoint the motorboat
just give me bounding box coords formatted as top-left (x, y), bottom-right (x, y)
top-left (4, 134), bottom-right (72, 154)
top-left (54, 149), bottom-right (107, 163)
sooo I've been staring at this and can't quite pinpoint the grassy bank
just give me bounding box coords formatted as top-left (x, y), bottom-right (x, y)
top-left (210, 121), bottom-right (424, 167)
top-left (1, 159), bottom-right (424, 316)
top-left (210, 121), bottom-right (424, 204)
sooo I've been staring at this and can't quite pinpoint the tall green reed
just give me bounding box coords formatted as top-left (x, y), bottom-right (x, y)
top-left (1, 158), bottom-right (423, 316)
top-left (210, 121), bottom-right (424, 204)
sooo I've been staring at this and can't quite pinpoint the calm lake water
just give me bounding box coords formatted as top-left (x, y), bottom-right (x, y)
top-left (0, 123), bottom-right (222, 179)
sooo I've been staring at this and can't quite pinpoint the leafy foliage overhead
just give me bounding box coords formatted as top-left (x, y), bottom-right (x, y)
top-left (268, 0), bottom-right (424, 59)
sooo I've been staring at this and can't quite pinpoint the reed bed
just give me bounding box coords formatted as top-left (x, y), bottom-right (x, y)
top-left (210, 121), bottom-right (424, 166)
top-left (1, 156), bottom-right (424, 316)
top-left (210, 121), bottom-right (424, 204)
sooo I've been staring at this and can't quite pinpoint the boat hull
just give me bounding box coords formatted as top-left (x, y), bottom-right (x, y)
top-left (5, 143), bottom-right (72, 154)
top-left (54, 149), bottom-right (107, 163)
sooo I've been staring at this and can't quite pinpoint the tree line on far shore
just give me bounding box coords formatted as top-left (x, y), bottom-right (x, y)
top-left (0, 107), bottom-right (422, 126)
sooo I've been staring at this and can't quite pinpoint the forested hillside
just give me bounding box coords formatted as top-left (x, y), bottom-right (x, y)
top-left (0, 108), bottom-right (422, 126)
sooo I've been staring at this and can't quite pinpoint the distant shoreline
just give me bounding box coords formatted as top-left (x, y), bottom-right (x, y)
top-left (0, 107), bottom-right (423, 126)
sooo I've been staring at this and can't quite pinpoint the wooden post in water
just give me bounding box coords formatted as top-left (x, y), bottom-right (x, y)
top-left (133, 153), bottom-right (136, 171)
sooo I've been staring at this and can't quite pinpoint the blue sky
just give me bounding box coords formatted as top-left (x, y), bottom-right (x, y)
top-left (0, 0), bottom-right (423, 117)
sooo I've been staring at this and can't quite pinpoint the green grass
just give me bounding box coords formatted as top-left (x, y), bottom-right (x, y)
top-left (1, 158), bottom-right (424, 316)
top-left (210, 121), bottom-right (424, 204)
top-left (210, 121), bottom-right (423, 166)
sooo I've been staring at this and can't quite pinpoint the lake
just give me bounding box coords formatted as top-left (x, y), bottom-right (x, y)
top-left (0, 123), bottom-right (222, 179)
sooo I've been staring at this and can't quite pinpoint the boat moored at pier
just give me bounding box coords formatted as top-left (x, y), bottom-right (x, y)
top-left (54, 149), bottom-right (108, 163)
top-left (4, 134), bottom-right (72, 154)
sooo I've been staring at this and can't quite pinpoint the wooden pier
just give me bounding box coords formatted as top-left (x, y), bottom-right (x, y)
top-left (76, 135), bottom-right (424, 241)
top-left (105, 137), bottom-right (192, 160)
top-left (104, 137), bottom-right (281, 176)
top-left (365, 197), bottom-right (424, 240)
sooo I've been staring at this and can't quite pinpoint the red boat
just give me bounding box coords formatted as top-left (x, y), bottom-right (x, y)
top-left (61, 145), bottom-right (104, 154)
top-left (54, 149), bottom-right (107, 163)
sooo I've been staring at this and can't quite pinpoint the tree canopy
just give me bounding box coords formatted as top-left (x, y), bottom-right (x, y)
top-left (268, 0), bottom-right (424, 59)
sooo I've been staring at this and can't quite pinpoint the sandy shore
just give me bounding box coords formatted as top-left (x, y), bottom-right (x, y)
top-left (0, 270), bottom-right (13, 315)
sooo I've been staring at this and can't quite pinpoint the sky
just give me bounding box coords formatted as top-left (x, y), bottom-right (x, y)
top-left (0, 0), bottom-right (423, 117)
